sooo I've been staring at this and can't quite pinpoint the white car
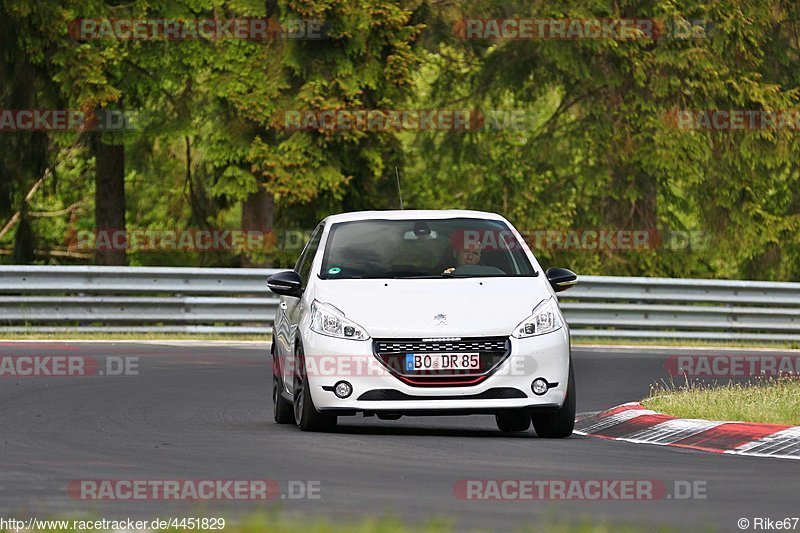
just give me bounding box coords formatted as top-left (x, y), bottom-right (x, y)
top-left (268, 210), bottom-right (577, 435)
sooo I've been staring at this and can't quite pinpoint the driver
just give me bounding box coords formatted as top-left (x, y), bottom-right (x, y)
top-left (442, 240), bottom-right (482, 274)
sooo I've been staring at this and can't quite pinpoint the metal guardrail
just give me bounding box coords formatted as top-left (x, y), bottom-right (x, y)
top-left (0, 266), bottom-right (280, 335)
top-left (0, 266), bottom-right (799, 341)
top-left (560, 276), bottom-right (800, 341)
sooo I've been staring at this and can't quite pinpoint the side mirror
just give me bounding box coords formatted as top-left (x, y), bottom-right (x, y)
top-left (546, 267), bottom-right (578, 293)
top-left (267, 270), bottom-right (303, 297)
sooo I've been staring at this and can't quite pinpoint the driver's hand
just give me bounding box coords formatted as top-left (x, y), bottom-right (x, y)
top-left (442, 267), bottom-right (455, 275)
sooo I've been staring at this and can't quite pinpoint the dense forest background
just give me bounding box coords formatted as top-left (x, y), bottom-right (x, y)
top-left (2, 0), bottom-right (800, 280)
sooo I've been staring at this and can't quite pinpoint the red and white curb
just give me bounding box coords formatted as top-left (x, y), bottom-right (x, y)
top-left (574, 402), bottom-right (800, 460)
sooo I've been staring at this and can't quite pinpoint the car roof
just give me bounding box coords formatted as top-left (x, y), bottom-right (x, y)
top-left (320, 209), bottom-right (507, 225)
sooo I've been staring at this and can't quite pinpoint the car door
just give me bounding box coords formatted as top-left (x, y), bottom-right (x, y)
top-left (282, 223), bottom-right (324, 393)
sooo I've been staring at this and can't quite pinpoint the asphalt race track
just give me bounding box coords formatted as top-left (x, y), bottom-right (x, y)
top-left (0, 342), bottom-right (797, 531)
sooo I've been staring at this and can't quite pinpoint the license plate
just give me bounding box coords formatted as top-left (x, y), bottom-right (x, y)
top-left (404, 353), bottom-right (480, 372)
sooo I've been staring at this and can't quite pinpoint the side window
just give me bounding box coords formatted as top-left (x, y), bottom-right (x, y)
top-left (295, 224), bottom-right (324, 286)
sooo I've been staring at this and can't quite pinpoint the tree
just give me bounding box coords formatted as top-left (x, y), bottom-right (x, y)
top-left (406, 0), bottom-right (800, 279)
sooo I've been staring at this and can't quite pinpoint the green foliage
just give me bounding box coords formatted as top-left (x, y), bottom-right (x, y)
top-left (1, 0), bottom-right (799, 279)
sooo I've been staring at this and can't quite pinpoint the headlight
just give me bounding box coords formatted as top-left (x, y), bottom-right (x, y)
top-left (511, 297), bottom-right (563, 338)
top-left (310, 301), bottom-right (370, 340)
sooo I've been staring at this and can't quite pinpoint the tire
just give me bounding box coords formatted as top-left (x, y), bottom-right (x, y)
top-left (293, 347), bottom-right (337, 432)
top-left (272, 348), bottom-right (294, 424)
top-left (273, 374), bottom-right (294, 424)
top-left (531, 359), bottom-right (576, 438)
top-left (495, 409), bottom-right (531, 432)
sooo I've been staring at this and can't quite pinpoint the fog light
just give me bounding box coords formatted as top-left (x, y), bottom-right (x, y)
top-left (531, 378), bottom-right (549, 396)
top-left (334, 381), bottom-right (353, 399)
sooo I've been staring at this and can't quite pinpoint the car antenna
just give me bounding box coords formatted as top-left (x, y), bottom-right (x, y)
top-left (395, 166), bottom-right (404, 210)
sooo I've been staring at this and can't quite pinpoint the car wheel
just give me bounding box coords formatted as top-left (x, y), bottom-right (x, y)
top-left (531, 359), bottom-right (576, 438)
top-left (293, 346), bottom-right (337, 432)
top-left (495, 409), bottom-right (531, 432)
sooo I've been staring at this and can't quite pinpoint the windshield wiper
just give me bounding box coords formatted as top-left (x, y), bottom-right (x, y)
top-left (389, 275), bottom-right (446, 279)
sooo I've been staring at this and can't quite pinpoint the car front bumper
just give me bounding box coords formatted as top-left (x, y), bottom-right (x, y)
top-left (300, 328), bottom-right (571, 413)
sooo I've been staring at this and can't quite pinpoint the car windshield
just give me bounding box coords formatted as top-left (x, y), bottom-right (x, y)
top-left (319, 217), bottom-right (537, 280)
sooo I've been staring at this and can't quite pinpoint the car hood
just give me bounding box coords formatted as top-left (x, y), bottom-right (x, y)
top-left (312, 277), bottom-right (552, 338)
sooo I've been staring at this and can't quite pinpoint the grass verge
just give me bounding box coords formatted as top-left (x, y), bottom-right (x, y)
top-left (0, 513), bottom-right (686, 533)
top-left (1, 332), bottom-right (798, 350)
top-left (0, 332), bottom-right (271, 342)
top-left (573, 337), bottom-right (800, 350)
top-left (230, 514), bottom-right (681, 533)
top-left (644, 377), bottom-right (800, 425)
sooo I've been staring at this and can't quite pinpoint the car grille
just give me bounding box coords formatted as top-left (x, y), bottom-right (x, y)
top-left (374, 338), bottom-right (508, 354)
top-left (372, 336), bottom-right (511, 387)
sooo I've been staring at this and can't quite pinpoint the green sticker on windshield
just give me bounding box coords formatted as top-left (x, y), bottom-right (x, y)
top-left (328, 267), bottom-right (341, 275)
